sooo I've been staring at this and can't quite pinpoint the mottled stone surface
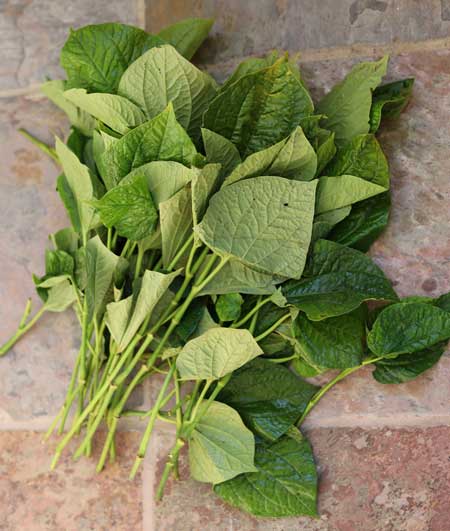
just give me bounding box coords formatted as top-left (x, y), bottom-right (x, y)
top-left (151, 426), bottom-right (450, 531)
top-left (0, 0), bottom-right (143, 90)
top-left (146, 0), bottom-right (450, 64)
top-left (0, 431), bottom-right (143, 531)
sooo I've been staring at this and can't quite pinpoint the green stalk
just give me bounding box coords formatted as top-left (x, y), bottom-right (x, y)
top-left (134, 244), bottom-right (145, 278)
top-left (231, 295), bottom-right (272, 329)
top-left (0, 302), bottom-right (46, 356)
top-left (19, 129), bottom-right (59, 163)
top-left (254, 313), bottom-right (290, 342)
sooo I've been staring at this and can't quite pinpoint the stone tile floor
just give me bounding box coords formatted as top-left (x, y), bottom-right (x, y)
top-left (1, 1), bottom-right (450, 530)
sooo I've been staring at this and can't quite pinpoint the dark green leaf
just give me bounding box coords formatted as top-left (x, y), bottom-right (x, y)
top-left (282, 239), bottom-right (398, 320)
top-left (215, 293), bottom-right (243, 322)
top-left (218, 358), bottom-right (318, 441)
top-left (157, 17), bottom-right (214, 60)
top-left (45, 249), bottom-right (74, 277)
top-left (370, 78), bottom-right (414, 133)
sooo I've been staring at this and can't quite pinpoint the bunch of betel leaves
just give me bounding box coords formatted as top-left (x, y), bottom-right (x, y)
top-left (2, 16), bottom-right (450, 518)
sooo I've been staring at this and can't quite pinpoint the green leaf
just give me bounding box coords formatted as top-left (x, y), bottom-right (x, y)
top-left (189, 401), bottom-right (256, 484)
top-left (106, 269), bottom-right (180, 351)
top-left (55, 137), bottom-right (96, 243)
top-left (214, 431), bottom-right (318, 517)
top-left (100, 104), bottom-right (197, 189)
top-left (224, 126), bottom-right (317, 186)
top-left (51, 227), bottom-right (79, 255)
top-left (63, 89), bottom-right (146, 135)
top-left (85, 235), bottom-right (120, 320)
top-left (160, 186), bottom-right (193, 269)
top-left (191, 163), bottom-right (222, 226)
top-left (177, 327), bottom-right (263, 380)
top-left (157, 17), bottom-right (214, 60)
top-left (201, 128), bottom-right (241, 178)
top-left (203, 56), bottom-right (314, 157)
top-left (118, 45), bottom-right (217, 139)
top-left (312, 206), bottom-right (351, 242)
top-left (293, 311), bottom-right (365, 369)
top-left (218, 358), bottom-right (318, 441)
top-left (43, 280), bottom-right (77, 312)
top-left (367, 302), bottom-right (450, 357)
top-left (324, 134), bottom-right (389, 188)
top-left (316, 174), bottom-right (386, 214)
top-left (317, 56), bottom-right (388, 147)
top-left (45, 249), bottom-right (74, 277)
top-left (435, 293), bottom-right (450, 312)
top-left (370, 78), bottom-right (414, 133)
top-left (61, 23), bottom-right (164, 93)
top-left (329, 191), bottom-right (391, 252)
top-left (92, 173), bottom-right (158, 241)
top-left (215, 293), bottom-right (243, 322)
top-left (197, 258), bottom-right (279, 296)
top-left (41, 80), bottom-right (95, 136)
top-left (196, 176), bottom-right (317, 279)
top-left (282, 239), bottom-right (398, 320)
top-left (122, 161), bottom-right (198, 208)
top-left (372, 342), bottom-right (445, 384)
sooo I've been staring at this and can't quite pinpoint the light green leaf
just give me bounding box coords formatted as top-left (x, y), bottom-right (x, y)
top-left (51, 227), bottom-right (79, 255)
top-left (312, 206), bottom-right (351, 242)
top-left (215, 293), bottom-right (243, 322)
top-left (197, 258), bottom-right (278, 296)
top-left (61, 23), bottom-right (164, 93)
top-left (100, 104), bottom-right (197, 189)
top-left (41, 80), bottom-right (95, 136)
top-left (282, 239), bottom-right (398, 320)
top-left (316, 174), bottom-right (386, 214)
top-left (201, 128), bottom-right (241, 178)
top-left (55, 137), bottom-right (96, 243)
top-left (85, 236), bottom-right (120, 320)
top-left (122, 161), bottom-right (197, 208)
top-left (160, 186), bottom-right (193, 269)
top-left (106, 269), bottom-right (180, 351)
top-left (192, 164), bottom-right (222, 226)
top-left (317, 55), bottom-right (388, 148)
top-left (224, 126), bottom-right (316, 186)
top-left (203, 56), bottom-right (314, 157)
top-left (44, 280), bottom-right (77, 312)
top-left (218, 358), bottom-right (318, 441)
top-left (63, 89), bottom-right (146, 135)
top-left (177, 327), bottom-right (263, 380)
top-left (293, 311), bottom-right (365, 369)
top-left (196, 176), bottom-right (317, 279)
top-left (367, 302), bottom-right (450, 357)
top-left (189, 401), bottom-right (257, 484)
top-left (118, 45), bottom-right (217, 139)
top-left (92, 173), bottom-right (158, 241)
top-left (219, 51), bottom-right (280, 93)
top-left (157, 17), bottom-right (214, 60)
top-left (214, 431), bottom-right (318, 517)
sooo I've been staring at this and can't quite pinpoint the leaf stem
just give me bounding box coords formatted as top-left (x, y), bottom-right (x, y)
top-left (19, 128), bottom-right (59, 163)
top-left (254, 313), bottom-right (290, 342)
top-left (0, 302), bottom-right (46, 356)
top-left (231, 295), bottom-right (272, 329)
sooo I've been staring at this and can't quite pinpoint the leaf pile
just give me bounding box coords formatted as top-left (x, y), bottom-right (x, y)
top-left (2, 18), bottom-right (445, 519)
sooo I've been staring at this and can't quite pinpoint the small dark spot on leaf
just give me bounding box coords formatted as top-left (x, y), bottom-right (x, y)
top-left (284, 202), bottom-right (289, 207)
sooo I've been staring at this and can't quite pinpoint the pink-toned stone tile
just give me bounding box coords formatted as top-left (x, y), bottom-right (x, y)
top-left (150, 426), bottom-right (450, 531)
top-left (0, 431), bottom-right (143, 531)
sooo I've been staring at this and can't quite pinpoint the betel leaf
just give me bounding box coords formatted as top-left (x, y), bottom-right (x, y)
top-left (293, 310), bottom-right (365, 369)
top-left (106, 269), bottom-right (180, 351)
top-left (328, 191), bottom-right (391, 252)
top-left (224, 126), bottom-right (317, 186)
top-left (188, 400), bottom-right (257, 484)
top-left (218, 358), bottom-right (318, 441)
top-left (41, 80), bottom-right (95, 136)
top-left (85, 235), bottom-right (120, 320)
top-left (372, 342), bottom-right (446, 384)
top-left (160, 186), bottom-right (193, 269)
top-left (176, 327), bottom-right (263, 380)
top-left (201, 128), bottom-right (241, 178)
top-left (45, 249), bottom-right (74, 277)
top-left (282, 239), bottom-right (397, 320)
top-left (197, 258), bottom-right (278, 296)
top-left (214, 430), bottom-right (318, 517)
top-left (157, 17), bottom-right (214, 60)
top-left (370, 78), bottom-right (414, 133)
top-left (219, 51), bottom-right (280, 93)
top-left (312, 206), bottom-right (351, 242)
top-left (92, 173), bottom-right (158, 241)
top-left (215, 293), bottom-right (243, 322)
top-left (122, 161), bottom-right (198, 207)
top-left (316, 174), bottom-right (386, 214)
top-left (196, 176), bottom-right (317, 279)
top-left (118, 45), bottom-right (217, 139)
top-left (63, 89), bottom-right (146, 135)
top-left (367, 302), bottom-right (450, 357)
top-left (317, 55), bottom-right (388, 147)
top-left (42, 280), bottom-right (78, 312)
top-left (55, 137), bottom-right (96, 243)
top-left (324, 133), bottom-right (389, 188)
top-left (100, 104), bottom-right (197, 189)
top-left (203, 56), bottom-right (314, 157)
top-left (61, 23), bottom-right (164, 93)
top-left (191, 164), bottom-right (222, 226)
top-left (435, 292), bottom-right (450, 312)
